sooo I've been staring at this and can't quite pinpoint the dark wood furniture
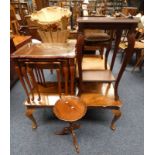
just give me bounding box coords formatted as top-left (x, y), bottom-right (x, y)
top-left (10, 37), bottom-right (18, 88)
top-left (84, 28), bottom-right (113, 59)
top-left (11, 42), bottom-right (76, 129)
top-left (10, 4), bottom-right (20, 35)
top-left (132, 48), bottom-right (144, 72)
top-left (10, 35), bottom-right (32, 88)
top-left (54, 96), bottom-right (86, 153)
top-left (119, 28), bottom-right (144, 69)
top-left (34, 0), bottom-right (49, 11)
top-left (76, 17), bottom-right (138, 130)
top-left (13, 35), bottom-right (32, 49)
top-left (11, 1), bottom-right (31, 25)
top-left (122, 7), bottom-right (138, 16)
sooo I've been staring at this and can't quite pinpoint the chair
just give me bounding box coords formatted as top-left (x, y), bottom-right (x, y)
top-left (76, 33), bottom-right (135, 130)
top-left (15, 60), bottom-right (70, 129)
top-left (10, 5), bottom-right (20, 35)
top-left (84, 29), bottom-right (113, 59)
top-left (119, 28), bottom-right (144, 69)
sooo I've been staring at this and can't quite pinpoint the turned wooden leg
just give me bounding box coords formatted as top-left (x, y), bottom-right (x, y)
top-left (55, 123), bottom-right (80, 153)
top-left (25, 107), bottom-right (37, 129)
top-left (110, 109), bottom-right (122, 131)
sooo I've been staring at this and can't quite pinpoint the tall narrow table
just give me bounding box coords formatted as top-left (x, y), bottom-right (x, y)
top-left (77, 17), bottom-right (139, 69)
top-left (77, 17), bottom-right (139, 94)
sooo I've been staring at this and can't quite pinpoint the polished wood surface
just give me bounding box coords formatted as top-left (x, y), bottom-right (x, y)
top-left (79, 83), bottom-right (122, 107)
top-left (77, 16), bottom-right (139, 22)
top-left (84, 28), bottom-right (113, 59)
top-left (80, 55), bottom-right (110, 70)
top-left (12, 42), bottom-right (75, 59)
top-left (77, 17), bottom-right (139, 25)
top-left (84, 29), bottom-right (111, 41)
top-left (13, 35), bottom-right (32, 49)
top-left (82, 70), bottom-right (115, 82)
top-left (54, 96), bottom-right (86, 122)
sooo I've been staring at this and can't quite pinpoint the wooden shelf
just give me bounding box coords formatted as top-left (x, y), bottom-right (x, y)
top-left (82, 70), bottom-right (115, 82)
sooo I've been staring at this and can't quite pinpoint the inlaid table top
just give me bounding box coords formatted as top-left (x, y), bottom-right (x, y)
top-left (11, 42), bottom-right (76, 59)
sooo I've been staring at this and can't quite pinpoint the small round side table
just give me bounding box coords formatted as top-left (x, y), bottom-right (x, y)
top-left (53, 96), bottom-right (87, 153)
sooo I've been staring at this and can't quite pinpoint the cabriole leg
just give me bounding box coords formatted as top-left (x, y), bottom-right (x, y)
top-left (110, 109), bottom-right (122, 131)
top-left (25, 107), bottom-right (37, 129)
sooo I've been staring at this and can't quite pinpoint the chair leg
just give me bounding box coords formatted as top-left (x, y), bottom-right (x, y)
top-left (132, 54), bottom-right (144, 72)
top-left (110, 109), bottom-right (122, 131)
top-left (25, 107), bottom-right (37, 129)
top-left (139, 60), bottom-right (144, 71)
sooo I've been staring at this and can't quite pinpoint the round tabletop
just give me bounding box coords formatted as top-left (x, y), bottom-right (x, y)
top-left (53, 96), bottom-right (87, 122)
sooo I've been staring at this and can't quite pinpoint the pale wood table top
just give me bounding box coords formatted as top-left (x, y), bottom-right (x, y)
top-left (13, 35), bottom-right (32, 49)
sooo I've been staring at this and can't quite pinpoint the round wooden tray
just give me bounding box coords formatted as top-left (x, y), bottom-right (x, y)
top-left (53, 96), bottom-right (87, 122)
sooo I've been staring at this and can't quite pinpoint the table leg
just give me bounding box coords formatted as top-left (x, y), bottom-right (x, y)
top-left (114, 30), bottom-right (136, 100)
top-left (62, 61), bottom-right (69, 95)
top-left (15, 64), bottom-right (30, 102)
top-left (70, 59), bottom-right (75, 95)
top-left (110, 29), bottom-right (122, 71)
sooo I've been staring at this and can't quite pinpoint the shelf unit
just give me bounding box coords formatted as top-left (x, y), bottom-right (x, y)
top-left (11, 1), bottom-right (31, 25)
